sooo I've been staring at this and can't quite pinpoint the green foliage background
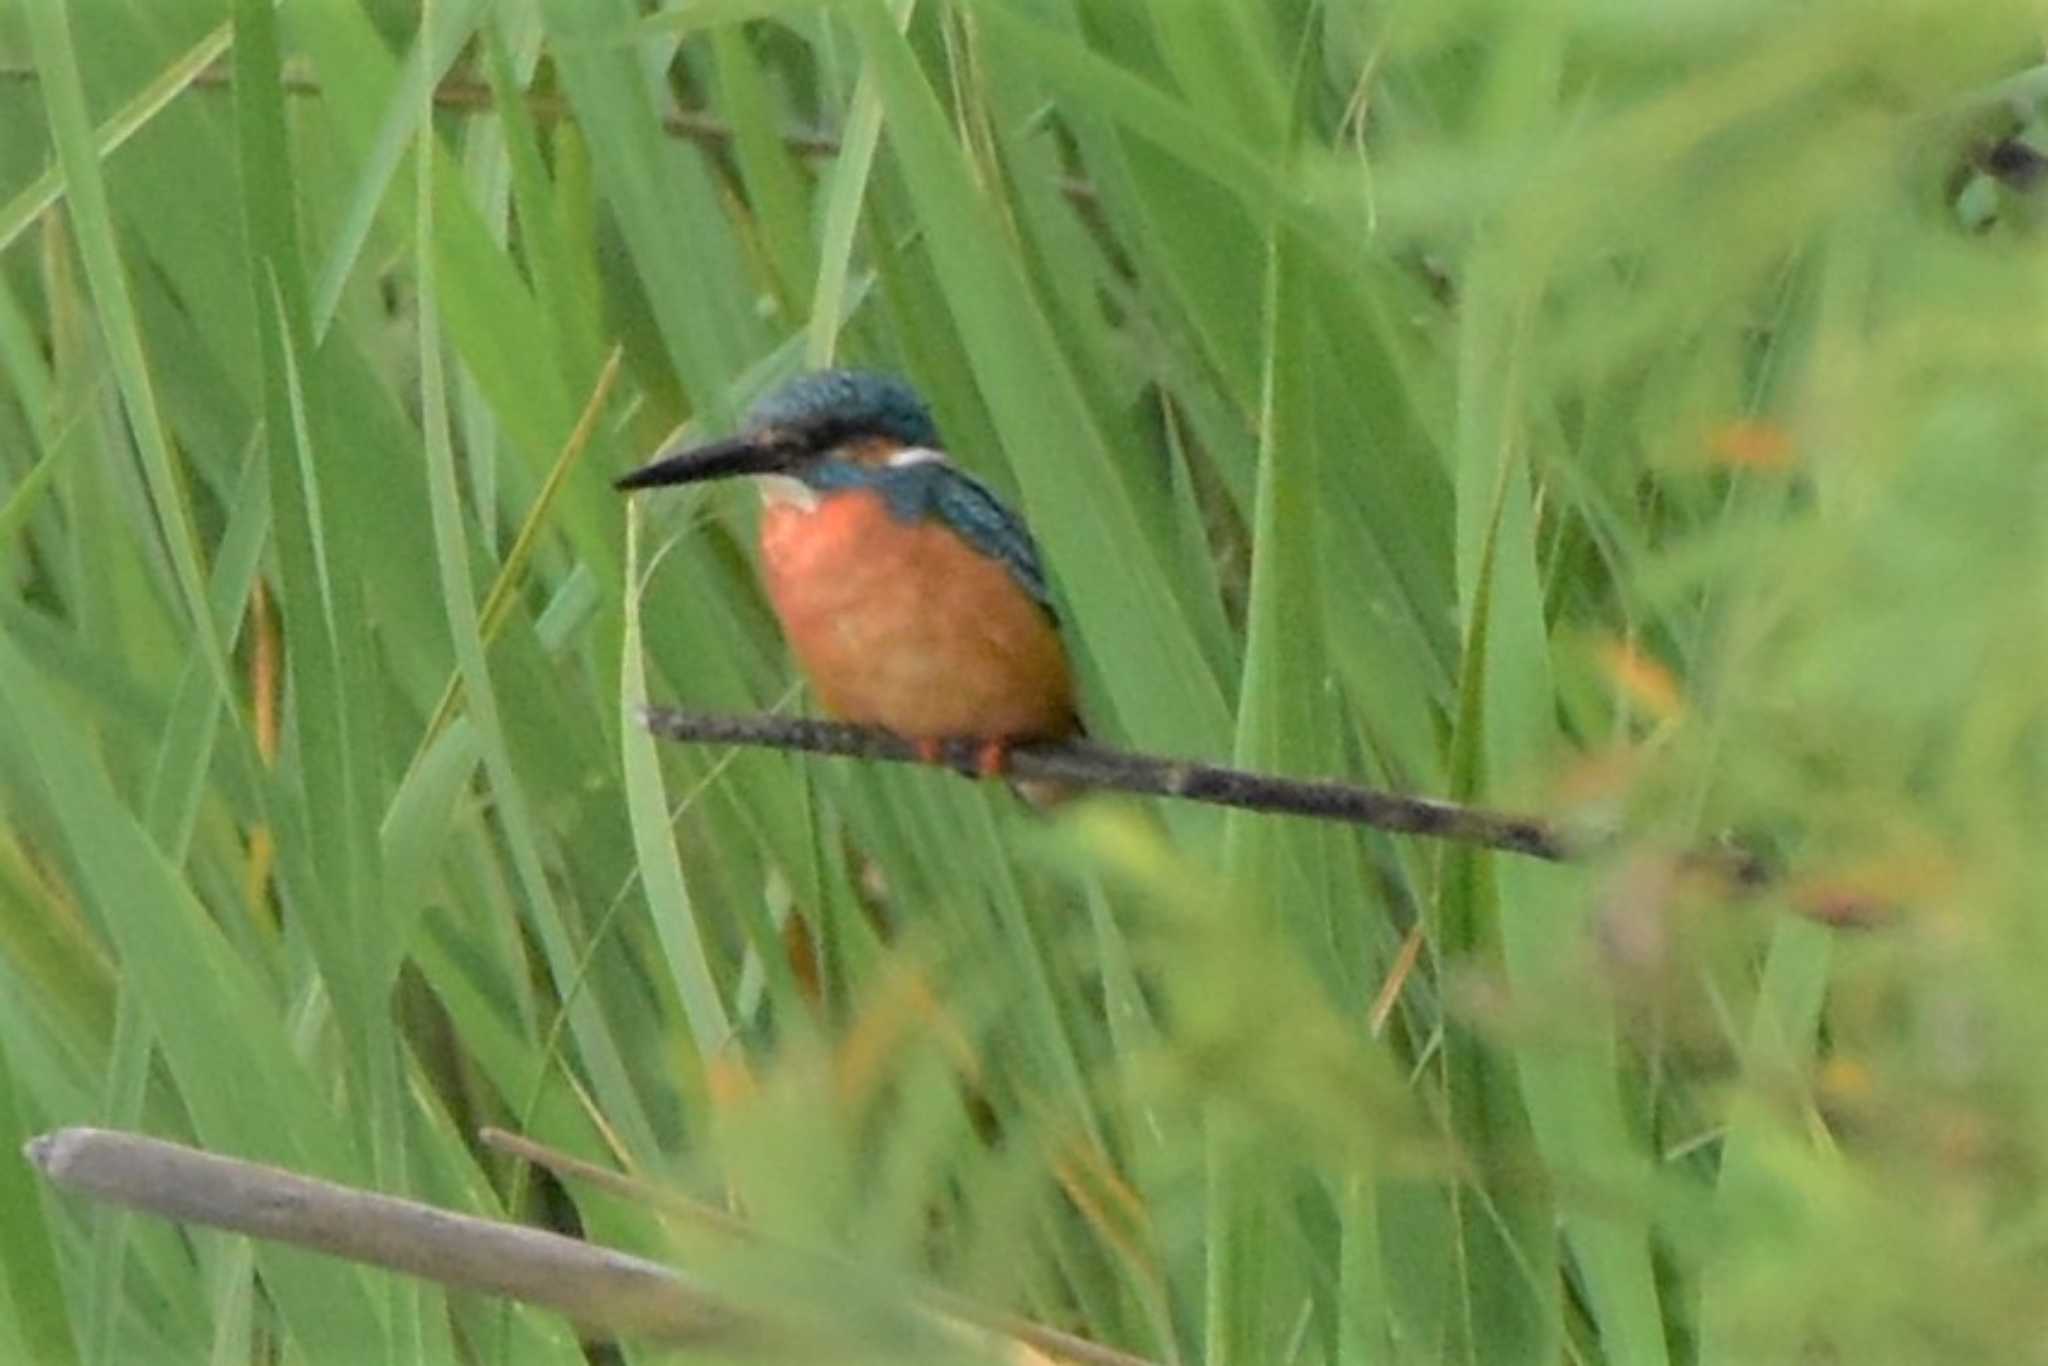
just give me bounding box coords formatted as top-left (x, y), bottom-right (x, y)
top-left (2, 0), bottom-right (2046, 1362)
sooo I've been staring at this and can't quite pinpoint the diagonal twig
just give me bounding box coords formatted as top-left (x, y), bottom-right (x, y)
top-left (26, 1128), bottom-right (739, 1346)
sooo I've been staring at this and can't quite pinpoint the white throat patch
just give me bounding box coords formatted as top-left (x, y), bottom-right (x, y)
top-left (758, 473), bottom-right (819, 510)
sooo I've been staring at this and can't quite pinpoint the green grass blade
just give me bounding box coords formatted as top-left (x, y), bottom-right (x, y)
top-left (619, 512), bottom-right (737, 1057)
top-left (0, 1033), bottom-right (80, 1366)
top-left (0, 633), bottom-right (387, 1363)
top-left (20, 0), bottom-right (231, 695)
top-left (414, 111), bottom-right (662, 1164)
top-left (0, 20), bottom-right (230, 257)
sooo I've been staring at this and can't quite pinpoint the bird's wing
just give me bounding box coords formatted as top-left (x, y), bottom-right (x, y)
top-left (883, 463), bottom-right (1057, 621)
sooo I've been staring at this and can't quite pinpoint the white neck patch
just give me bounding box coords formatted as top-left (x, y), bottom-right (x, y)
top-left (885, 445), bottom-right (949, 468)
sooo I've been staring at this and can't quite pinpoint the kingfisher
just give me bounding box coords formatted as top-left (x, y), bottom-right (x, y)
top-left (615, 369), bottom-right (1081, 779)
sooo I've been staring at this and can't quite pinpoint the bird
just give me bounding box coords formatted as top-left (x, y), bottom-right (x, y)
top-left (615, 369), bottom-right (1081, 785)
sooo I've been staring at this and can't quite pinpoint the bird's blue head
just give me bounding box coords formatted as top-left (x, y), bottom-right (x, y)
top-left (615, 367), bottom-right (1055, 614)
top-left (743, 369), bottom-right (941, 453)
top-left (614, 369), bottom-right (944, 493)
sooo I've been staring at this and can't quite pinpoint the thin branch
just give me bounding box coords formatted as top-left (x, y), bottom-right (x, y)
top-left (0, 63), bottom-right (838, 157)
top-left (0, 63), bottom-right (1098, 203)
top-left (638, 706), bottom-right (1577, 863)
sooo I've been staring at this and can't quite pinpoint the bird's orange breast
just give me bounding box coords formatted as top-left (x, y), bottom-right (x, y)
top-left (757, 489), bottom-right (1076, 741)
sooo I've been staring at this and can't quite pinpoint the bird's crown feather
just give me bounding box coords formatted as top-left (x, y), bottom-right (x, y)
top-left (746, 369), bottom-right (941, 453)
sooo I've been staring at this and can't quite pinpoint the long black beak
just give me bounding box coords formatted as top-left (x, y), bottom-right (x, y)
top-left (613, 433), bottom-right (794, 492)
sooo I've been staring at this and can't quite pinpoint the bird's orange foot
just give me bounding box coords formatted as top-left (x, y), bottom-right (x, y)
top-left (908, 735), bottom-right (1015, 781)
top-left (974, 739), bottom-right (1012, 779)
